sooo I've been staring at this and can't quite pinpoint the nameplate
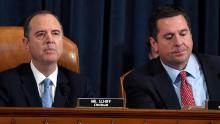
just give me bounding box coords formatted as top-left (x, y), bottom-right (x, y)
top-left (206, 100), bottom-right (220, 110)
top-left (76, 98), bottom-right (125, 108)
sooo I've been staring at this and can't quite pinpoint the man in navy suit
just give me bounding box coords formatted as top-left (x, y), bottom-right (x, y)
top-left (124, 5), bottom-right (220, 109)
top-left (0, 10), bottom-right (95, 107)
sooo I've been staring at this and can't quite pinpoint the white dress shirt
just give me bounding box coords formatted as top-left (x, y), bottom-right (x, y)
top-left (30, 61), bottom-right (58, 102)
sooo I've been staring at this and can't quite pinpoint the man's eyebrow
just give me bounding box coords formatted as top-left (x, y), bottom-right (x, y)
top-left (180, 29), bottom-right (188, 32)
top-left (34, 30), bottom-right (61, 34)
top-left (51, 29), bottom-right (61, 32)
top-left (34, 30), bottom-right (46, 35)
top-left (163, 32), bottom-right (174, 37)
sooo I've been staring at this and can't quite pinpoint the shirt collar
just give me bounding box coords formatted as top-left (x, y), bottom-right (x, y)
top-left (161, 60), bottom-right (180, 83)
top-left (30, 60), bottom-right (58, 87)
top-left (184, 54), bottom-right (199, 78)
top-left (161, 54), bottom-right (199, 84)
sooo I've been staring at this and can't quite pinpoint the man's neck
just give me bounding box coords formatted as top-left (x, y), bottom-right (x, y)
top-left (32, 60), bottom-right (57, 77)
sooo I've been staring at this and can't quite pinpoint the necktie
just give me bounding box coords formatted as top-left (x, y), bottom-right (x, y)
top-left (42, 78), bottom-right (52, 108)
top-left (180, 71), bottom-right (195, 106)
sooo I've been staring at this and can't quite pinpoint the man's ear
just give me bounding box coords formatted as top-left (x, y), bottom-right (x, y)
top-left (23, 37), bottom-right (30, 51)
top-left (149, 37), bottom-right (159, 52)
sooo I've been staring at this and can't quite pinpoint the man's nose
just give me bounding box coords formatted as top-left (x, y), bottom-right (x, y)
top-left (174, 35), bottom-right (183, 46)
top-left (45, 33), bottom-right (54, 42)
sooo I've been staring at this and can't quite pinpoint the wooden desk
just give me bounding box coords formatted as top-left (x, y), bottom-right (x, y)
top-left (0, 107), bottom-right (220, 124)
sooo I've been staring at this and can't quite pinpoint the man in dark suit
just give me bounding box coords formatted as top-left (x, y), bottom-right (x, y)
top-left (0, 10), bottom-right (95, 107)
top-left (124, 5), bottom-right (220, 109)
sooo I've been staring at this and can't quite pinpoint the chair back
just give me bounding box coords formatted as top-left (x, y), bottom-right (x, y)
top-left (0, 26), bottom-right (80, 73)
top-left (119, 70), bottom-right (133, 104)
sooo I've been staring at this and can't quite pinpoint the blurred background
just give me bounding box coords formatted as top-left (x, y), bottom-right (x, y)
top-left (0, 0), bottom-right (219, 97)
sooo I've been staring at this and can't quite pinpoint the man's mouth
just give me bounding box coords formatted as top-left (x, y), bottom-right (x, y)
top-left (44, 48), bottom-right (56, 53)
top-left (174, 47), bottom-right (186, 53)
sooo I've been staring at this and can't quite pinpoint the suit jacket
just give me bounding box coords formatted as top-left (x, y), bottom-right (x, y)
top-left (124, 54), bottom-right (220, 109)
top-left (0, 63), bottom-right (95, 107)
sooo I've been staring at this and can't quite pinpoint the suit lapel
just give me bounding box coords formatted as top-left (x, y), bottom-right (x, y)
top-left (197, 55), bottom-right (220, 100)
top-left (19, 64), bottom-right (42, 107)
top-left (53, 69), bottom-right (69, 107)
top-left (150, 59), bottom-right (181, 109)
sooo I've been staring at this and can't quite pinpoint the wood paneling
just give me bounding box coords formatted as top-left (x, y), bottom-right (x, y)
top-left (0, 108), bottom-right (219, 124)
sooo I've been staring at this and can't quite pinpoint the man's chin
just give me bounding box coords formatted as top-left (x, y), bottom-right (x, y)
top-left (173, 57), bottom-right (189, 67)
top-left (43, 58), bottom-right (59, 65)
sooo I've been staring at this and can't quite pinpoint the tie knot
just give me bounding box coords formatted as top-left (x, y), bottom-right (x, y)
top-left (180, 71), bottom-right (187, 79)
top-left (42, 78), bottom-right (52, 88)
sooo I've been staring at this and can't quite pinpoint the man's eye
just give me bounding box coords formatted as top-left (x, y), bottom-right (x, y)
top-left (165, 34), bottom-right (173, 40)
top-left (52, 31), bottom-right (61, 36)
top-left (53, 32), bottom-right (60, 35)
top-left (180, 31), bottom-right (187, 36)
top-left (36, 32), bottom-right (45, 37)
top-left (35, 32), bottom-right (46, 40)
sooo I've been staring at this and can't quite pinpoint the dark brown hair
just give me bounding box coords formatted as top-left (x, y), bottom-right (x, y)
top-left (23, 10), bottom-right (63, 38)
top-left (148, 5), bottom-right (191, 40)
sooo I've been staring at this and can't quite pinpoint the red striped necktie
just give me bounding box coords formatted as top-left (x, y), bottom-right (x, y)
top-left (180, 71), bottom-right (195, 106)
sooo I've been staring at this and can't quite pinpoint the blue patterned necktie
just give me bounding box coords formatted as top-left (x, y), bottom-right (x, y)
top-left (42, 78), bottom-right (52, 108)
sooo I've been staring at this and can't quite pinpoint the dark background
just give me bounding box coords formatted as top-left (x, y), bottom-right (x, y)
top-left (0, 0), bottom-right (219, 97)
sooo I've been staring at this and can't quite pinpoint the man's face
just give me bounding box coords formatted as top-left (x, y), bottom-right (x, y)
top-left (151, 15), bottom-right (193, 70)
top-left (24, 14), bottom-right (63, 65)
